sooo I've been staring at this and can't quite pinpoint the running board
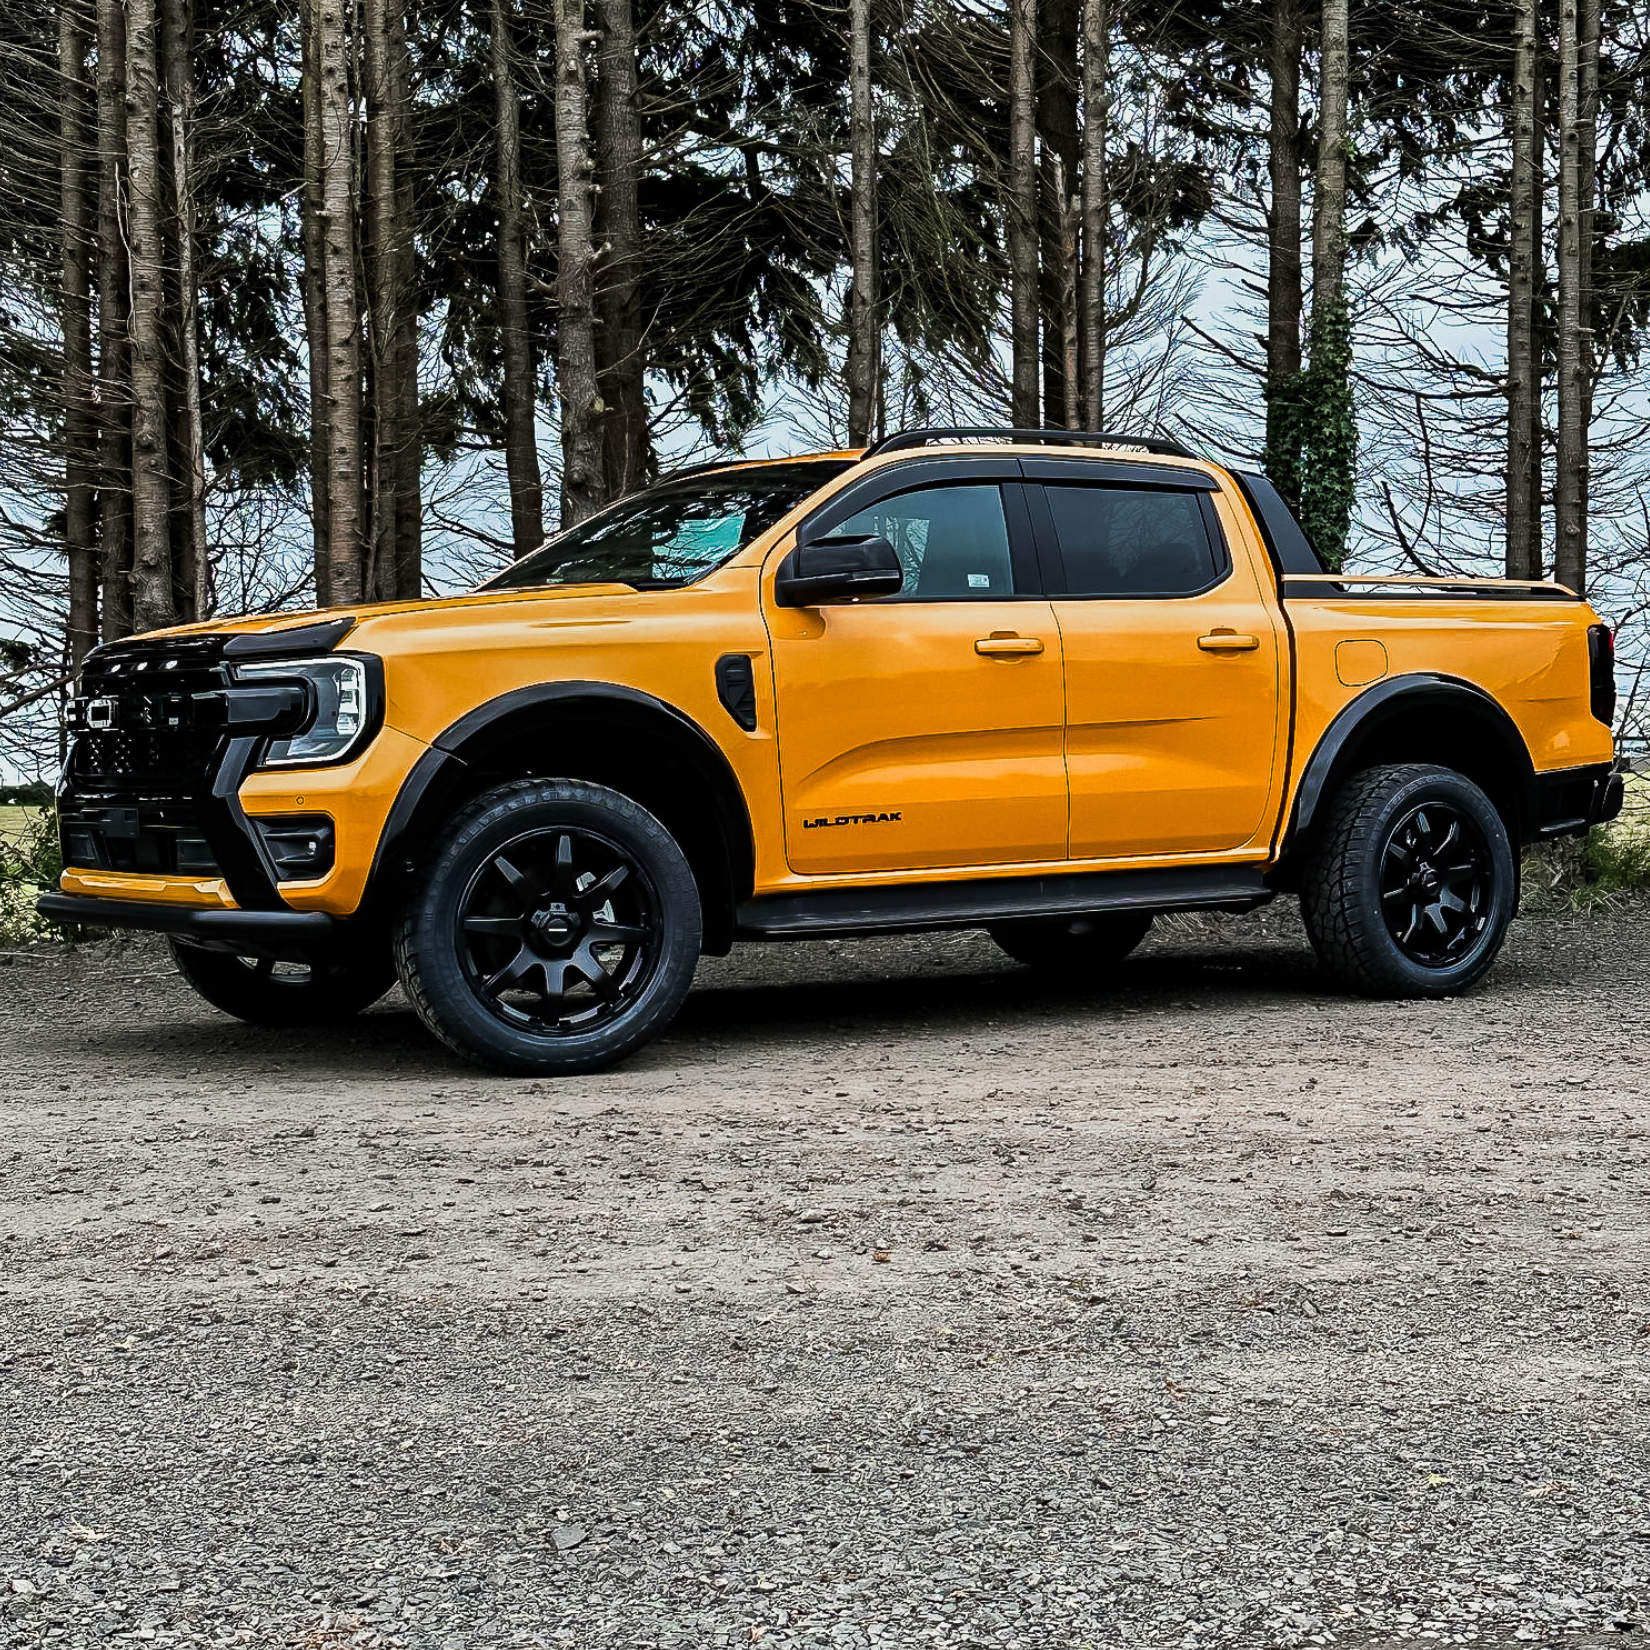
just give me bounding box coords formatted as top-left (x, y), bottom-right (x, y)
top-left (734, 864), bottom-right (1272, 940)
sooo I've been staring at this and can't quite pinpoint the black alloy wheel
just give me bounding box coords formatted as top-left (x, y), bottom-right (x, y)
top-left (457, 824), bottom-right (661, 1036)
top-left (1377, 801), bottom-right (1494, 968)
top-left (1301, 762), bottom-right (1515, 998)
top-left (396, 779), bottom-right (701, 1075)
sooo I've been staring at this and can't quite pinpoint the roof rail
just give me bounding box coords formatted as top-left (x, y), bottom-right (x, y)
top-left (862, 426), bottom-right (1196, 460)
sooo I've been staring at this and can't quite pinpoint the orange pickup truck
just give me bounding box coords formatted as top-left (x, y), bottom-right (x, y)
top-left (42, 429), bottom-right (1622, 1074)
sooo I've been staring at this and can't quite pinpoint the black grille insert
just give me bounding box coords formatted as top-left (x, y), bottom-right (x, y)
top-left (69, 644), bottom-right (230, 796)
top-left (60, 799), bottom-right (220, 875)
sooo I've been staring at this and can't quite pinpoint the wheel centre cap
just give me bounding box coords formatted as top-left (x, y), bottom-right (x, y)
top-left (531, 905), bottom-right (577, 948)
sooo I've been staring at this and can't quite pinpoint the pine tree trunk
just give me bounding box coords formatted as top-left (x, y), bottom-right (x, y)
top-left (1078, 0), bottom-right (1107, 429)
top-left (1264, 0), bottom-right (1303, 507)
top-left (1554, 0), bottom-right (1586, 594)
top-left (553, 0), bottom-right (605, 526)
top-left (1299, 0), bottom-right (1354, 568)
top-left (60, 0), bottom-right (98, 668)
top-left (364, 0), bottom-right (392, 602)
top-left (124, 0), bottom-right (176, 632)
top-left (1577, 0), bottom-right (1598, 464)
top-left (299, 0), bottom-right (332, 601)
top-left (390, 11), bottom-right (420, 600)
top-left (392, 107), bottom-right (422, 603)
top-left (1007, 0), bottom-right (1040, 427)
top-left (318, 0), bottom-right (364, 603)
top-left (844, 0), bottom-right (879, 447)
top-left (1309, 0), bottom-right (1349, 326)
top-left (95, 0), bottom-right (132, 640)
top-left (593, 0), bottom-right (651, 493)
top-left (160, 0), bottom-right (207, 621)
top-left (491, 0), bottom-right (544, 556)
top-left (1530, 51), bottom-right (1546, 562)
top-left (1056, 160), bottom-right (1079, 429)
top-left (1037, 0), bottom-right (1078, 427)
top-left (364, 0), bottom-right (420, 600)
top-left (1505, 0), bottom-right (1540, 580)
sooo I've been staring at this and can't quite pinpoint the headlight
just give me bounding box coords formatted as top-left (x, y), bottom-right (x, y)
top-left (232, 656), bottom-right (375, 766)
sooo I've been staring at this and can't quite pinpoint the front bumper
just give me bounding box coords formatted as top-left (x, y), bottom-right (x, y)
top-left (37, 892), bottom-right (337, 957)
top-left (54, 631), bottom-right (422, 925)
top-left (58, 633), bottom-right (312, 912)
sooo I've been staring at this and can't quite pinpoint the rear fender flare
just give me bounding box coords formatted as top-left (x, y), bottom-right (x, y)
top-left (1283, 673), bottom-right (1538, 854)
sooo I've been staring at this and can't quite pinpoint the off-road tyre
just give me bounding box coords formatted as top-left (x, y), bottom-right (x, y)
top-left (394, 779), bottom-right (701, 1075)
top-left (168, 936), bottom-right (397, 1027)
top-left (987, 911), bottom-right (1154, 975)
top-left (1300, 762), bottom-right (1515, 999)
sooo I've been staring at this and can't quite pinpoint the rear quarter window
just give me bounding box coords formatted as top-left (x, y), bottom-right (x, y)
top-left (1043, 485), bottom-right (1223, 597)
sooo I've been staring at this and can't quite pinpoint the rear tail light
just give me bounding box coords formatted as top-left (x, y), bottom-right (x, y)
top-left (1588, 624), bottom-right (1616, 726)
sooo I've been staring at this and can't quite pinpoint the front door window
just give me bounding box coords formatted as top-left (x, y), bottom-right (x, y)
top-left (835, 484), bottom-right (1016, 599)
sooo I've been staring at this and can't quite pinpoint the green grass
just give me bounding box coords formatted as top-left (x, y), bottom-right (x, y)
top-left (0, 805), bottom-right (37, 845)
top-left (0, 806), bottom-right (60, 945)
top-left (1536, 770), bottom-right (1650, 910)
top-left (1575, 780), bottom-right (1650, 898)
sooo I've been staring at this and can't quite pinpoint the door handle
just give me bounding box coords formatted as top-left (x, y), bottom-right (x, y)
top-left (1197, 630), bottom-right (1260, 652)
top-left (975, 633), bottom-right (1045, 657)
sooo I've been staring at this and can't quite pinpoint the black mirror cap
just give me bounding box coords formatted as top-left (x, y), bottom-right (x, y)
top-left (775, 534), bottom-right (903, 607)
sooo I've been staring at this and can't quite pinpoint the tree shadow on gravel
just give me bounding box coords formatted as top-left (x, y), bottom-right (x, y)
top-left (42, 903), bottom-right (1590, 1080)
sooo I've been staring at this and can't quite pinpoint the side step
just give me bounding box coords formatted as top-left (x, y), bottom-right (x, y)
top-left (735, 864), bottom-right (1271, 941)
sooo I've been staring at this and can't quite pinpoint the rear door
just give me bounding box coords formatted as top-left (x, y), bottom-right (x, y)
top-left (766, 464), bottom-right (1067, 875)
top-left (1023, 460), bottom-right (1283, 860)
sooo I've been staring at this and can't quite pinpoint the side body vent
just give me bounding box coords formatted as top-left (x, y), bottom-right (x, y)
top-left (715, 654), bottom-right (758, 732)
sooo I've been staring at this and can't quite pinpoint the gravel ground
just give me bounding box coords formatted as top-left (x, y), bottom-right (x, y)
top-left (0, 900), bottom-right (1647, 1650)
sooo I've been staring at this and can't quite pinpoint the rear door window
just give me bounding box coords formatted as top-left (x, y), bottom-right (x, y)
top-left (1041, 485), bottom-right (1225, 597)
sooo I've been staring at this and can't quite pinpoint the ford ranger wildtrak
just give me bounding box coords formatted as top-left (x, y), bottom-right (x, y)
top-left (41, 428), bottom-right (1623, 1074)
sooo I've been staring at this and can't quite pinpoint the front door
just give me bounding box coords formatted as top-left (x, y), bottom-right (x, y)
top-left (766, 476), bottom-right (1067, 875)
top-left (1025, 469), bottom-right (1284, 860)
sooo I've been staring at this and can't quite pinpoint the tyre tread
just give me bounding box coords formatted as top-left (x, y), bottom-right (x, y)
top-left (1300, 762), bottom-right (1511, 999)
top-left (393, 778), bottom-right (700, 1075)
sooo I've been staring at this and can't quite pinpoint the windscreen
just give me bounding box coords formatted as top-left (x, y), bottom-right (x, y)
top-left (481, 461), bottom-right (851, 591)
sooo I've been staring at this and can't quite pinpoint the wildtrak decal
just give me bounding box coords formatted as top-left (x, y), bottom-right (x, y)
top-left (802, 811), bottom-right (902, 829)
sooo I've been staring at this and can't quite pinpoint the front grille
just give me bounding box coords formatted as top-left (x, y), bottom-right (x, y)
top-left (71, 726), bottom-right (224, 792)
top-left (62, 638), bottom-right (232, 876)
top-left (69, 641), bottom-right (229, 798)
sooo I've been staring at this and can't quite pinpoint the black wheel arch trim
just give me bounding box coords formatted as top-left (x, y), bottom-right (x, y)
top-left (364, 682), bottom-right (756, 939)
top-left (1283, 673), bottom-right (1539, 854)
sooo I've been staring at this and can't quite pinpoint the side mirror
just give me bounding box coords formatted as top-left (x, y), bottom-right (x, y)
top-left (775, 533), bottom-right (903, 607)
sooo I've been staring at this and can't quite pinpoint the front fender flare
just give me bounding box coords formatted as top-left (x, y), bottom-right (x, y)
top-left (362, 681), bottom-right (756, 933)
